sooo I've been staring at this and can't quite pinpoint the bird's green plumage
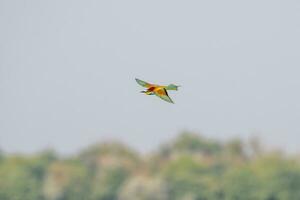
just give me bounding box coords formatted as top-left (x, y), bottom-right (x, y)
top-left (166, 84), bottom-right (180, 91)
top-left (135, 78), bottom-right (151, 87)
top-left (155, 88), bottom-right (174, 103)
top-left (135, 78), bottom-right (179, 104)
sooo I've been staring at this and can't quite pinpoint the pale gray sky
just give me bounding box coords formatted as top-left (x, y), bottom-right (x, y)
top-left (1, 0), bottom-right (300, 154)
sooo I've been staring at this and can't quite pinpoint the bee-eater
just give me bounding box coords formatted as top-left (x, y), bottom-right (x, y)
top-left (135, 78), bottom-right (180, 104)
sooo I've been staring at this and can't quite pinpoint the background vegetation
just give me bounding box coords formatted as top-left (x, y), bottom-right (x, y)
top-left (1, 132), bottom-right (300, 200)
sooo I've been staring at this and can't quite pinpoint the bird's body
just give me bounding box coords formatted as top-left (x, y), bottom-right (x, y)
top-left (135, 78), bottom-right (180, 103)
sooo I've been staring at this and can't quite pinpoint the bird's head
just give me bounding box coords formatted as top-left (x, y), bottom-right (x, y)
top-left (140, 91), bottom-right (153, 95)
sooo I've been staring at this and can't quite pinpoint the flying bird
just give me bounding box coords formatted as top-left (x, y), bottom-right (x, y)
top-left (135, 78), bottom-right (180, 104)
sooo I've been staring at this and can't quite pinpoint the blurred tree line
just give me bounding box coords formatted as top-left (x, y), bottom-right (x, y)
top-left (1, 132), bottom-right (300, 200)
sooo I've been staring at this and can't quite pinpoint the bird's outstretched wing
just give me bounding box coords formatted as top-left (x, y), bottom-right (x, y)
top-left (154, 88), bottom-right (174, 104)
top-left (135, 78), bottom-right (152, 88)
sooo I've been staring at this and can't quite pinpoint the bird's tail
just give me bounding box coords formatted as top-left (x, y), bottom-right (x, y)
top-left (166, 84), bottom-right (180, 91)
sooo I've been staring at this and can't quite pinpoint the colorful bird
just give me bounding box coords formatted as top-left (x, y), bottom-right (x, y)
top-left (135, 78), bottom-right (180, 104)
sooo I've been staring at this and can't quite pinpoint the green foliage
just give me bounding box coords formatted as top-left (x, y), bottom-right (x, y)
top-left (171, 133), bottom-right (222, 155)
top-left (0, 156), bottom-right (47, 200)
top-left (90, 167), bottom-right (128, 200)
top-left (119, 176), bottom-right (168, 200)
top-left (1, 133), bottom-right (300, 200)
top-left (163, 156), bottom-right (210, 199)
